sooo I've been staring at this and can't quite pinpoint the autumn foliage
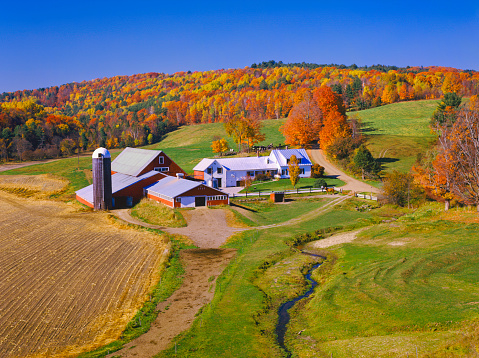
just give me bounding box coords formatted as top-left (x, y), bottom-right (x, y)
top-left (0, 63), bottom-right (478, 161)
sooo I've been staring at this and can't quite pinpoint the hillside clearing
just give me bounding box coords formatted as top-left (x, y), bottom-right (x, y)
top-left (0, 191), bottom-right (168, 358)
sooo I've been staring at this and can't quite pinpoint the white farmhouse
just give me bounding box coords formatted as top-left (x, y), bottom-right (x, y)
top-left (193, 149), bottom-right (312, 188)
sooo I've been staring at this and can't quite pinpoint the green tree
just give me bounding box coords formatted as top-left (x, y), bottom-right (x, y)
top-left (288, 155), bottom-right (301, 188)
top-left (431, 92), bottom-right (462, 126)
top-left (353, 145), bottom-right (381, 179)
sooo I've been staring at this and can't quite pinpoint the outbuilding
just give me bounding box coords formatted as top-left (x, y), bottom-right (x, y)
top-left (145, 175), bottom-right (229, 208)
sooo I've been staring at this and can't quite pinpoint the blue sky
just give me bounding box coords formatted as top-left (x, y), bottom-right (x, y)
top-left (1, 1), bottom-right (478, 93)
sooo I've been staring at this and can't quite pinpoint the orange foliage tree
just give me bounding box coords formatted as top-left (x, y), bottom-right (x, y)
top-left (281, 92), bottom-right (322, 147)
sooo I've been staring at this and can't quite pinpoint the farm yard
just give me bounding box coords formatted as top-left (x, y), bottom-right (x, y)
top-left (0, 190), bottom-right (168, 358)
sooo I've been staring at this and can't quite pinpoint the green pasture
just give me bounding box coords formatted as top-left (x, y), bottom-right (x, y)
top-left (352, 100), bottom-right (439, 173)
top-left (286, 204), bottom-right (479, 357)
top-left (156, 198), bottom-right (383, 357)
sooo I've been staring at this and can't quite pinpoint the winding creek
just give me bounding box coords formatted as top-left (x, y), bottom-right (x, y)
top-left (276, 253), bottom-right (324, 357)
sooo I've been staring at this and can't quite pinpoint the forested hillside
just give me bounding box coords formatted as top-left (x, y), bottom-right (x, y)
top-left (0, 62), bottom-right (478, 161)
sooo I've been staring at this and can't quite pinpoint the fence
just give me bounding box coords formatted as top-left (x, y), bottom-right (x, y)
top-left (229, 187), bottom-right (377, 201)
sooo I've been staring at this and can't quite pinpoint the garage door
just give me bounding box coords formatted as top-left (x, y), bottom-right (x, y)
top-left (195, 196), bottom-right (206, 207)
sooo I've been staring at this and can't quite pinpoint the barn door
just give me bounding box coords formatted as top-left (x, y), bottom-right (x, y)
top-left (195, 197), bottom-right (206, 207)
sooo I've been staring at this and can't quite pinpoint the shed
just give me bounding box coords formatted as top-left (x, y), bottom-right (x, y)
top-left (270, 192), bottom-right (284, 203)
top-left (145, 176), bottom-right (229, 208)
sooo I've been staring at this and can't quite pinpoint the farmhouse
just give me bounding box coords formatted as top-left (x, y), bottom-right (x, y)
top-left (193, 148), bottom-right (312, 188)
top-left (145, 175), bottom-right (228, 208)
top-left (76, 147), bottom-right (228, 209)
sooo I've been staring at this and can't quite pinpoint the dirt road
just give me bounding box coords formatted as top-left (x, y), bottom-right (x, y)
top-left (308, 149), bottom-right (379, 194)
top-left (109, 249), bottom-right (236, 358)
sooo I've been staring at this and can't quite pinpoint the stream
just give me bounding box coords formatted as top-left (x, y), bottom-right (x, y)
top-left (275, 252), bottom-right (323, 357)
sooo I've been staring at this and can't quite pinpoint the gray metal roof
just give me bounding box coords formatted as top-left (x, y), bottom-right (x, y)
top-left (145, 176), bottom-right (202, 199)
top-left (111, 147), bottom-right (162, 176)
top-left (76, 170), bottom-right (161, 204)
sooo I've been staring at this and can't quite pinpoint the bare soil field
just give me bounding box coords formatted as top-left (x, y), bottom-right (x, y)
top-left (0, 191), bottom-right (168, 358)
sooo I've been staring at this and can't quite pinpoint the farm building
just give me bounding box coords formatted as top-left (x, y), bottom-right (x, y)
top-left (111, 147), bottom-right (186, 177)
top-left (193, 148), bottom-right (312, 188)
top-left (145, 175), bottom-right (228, 208)
top-left (76, 170), bottom-right (167, 208)
top-left (76, 147), bottom-right (229, 209)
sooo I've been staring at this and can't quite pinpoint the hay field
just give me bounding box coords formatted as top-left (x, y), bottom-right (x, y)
top-left (0, 191), bottom-right (169, 358)
top-left (0, 174), bottom-right (68, 198)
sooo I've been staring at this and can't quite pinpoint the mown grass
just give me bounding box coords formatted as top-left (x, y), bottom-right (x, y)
top-left (352, 100), bottom-right (439, 173)
top-left (144, 118), bottom-right (287, 173)
top-left (155, 197), bottom-right (383, 357)
top-left (239, 177), bottom-right (345, 193)
top-left (287, 203), bottom-right (479, 357)
top-left (230, 197), bottom-right (331, 226)
top-left (130, 198), bottom-right (187, 227)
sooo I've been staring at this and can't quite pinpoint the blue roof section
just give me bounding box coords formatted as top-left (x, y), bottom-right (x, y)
top-left (145, 176), bottom-right (203, 199)
top-left (76, 170), bottom-right (162, 204)
top-left (111, 147), bottom-right (162, 176)
top-left (271, 149), bottom-right (311, 166)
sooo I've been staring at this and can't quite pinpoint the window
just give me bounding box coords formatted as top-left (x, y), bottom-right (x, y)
top-left (300, 168), bottom-right (305, 175)
top-left (217, 167), bottom-right (223, 174)
top-left (207, 168), bottom-right (212, 175)
top-left (159, 156), bottom-right (164, 164)
top-left (154, 167), bottom-right (169, 172)
top-left (175, 197), bottom-right (181, 203)
top-left (282, 169), bottom-right (288, 176)
top-left (247, 171), bottom-right (254, 177)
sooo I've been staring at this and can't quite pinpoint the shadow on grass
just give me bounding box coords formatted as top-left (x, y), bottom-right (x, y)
top-left (377, 157), bottom-right (399, 164)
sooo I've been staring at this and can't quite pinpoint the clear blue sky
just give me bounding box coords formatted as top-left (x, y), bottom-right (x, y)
top-left (1, 0), bottom-right (478, 93)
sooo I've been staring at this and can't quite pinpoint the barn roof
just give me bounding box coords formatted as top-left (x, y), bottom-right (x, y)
top-left (111, 147), bottom-right (163, 176)
top-left (145, 176), bottom-right (203, 199)
top-left (76, 170), bottom-right (162, 204)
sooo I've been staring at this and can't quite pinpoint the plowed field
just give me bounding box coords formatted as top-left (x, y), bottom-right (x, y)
top-left (0, 192), bottom-right (168, 358)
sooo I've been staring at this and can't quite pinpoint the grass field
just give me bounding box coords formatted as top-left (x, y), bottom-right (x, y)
top-left (0, 191), bottom-right (169, 358)
top-left (156, 198), bottom-right (384, 357)
top-left (286, 204), bottom-right (479, 357)
top-left (352, 100), bottom-right (439, 173)
top-left (130, 198), bottom-right (187, 227)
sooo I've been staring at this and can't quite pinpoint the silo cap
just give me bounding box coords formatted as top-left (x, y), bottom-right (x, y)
top-left (92, 147), bottom-right (111, 159)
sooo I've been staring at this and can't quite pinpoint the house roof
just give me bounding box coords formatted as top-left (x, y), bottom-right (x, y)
top-left (76, 170), bottom-right (162, 204)
top-left (193, 156), bottom-right (277, 171)
top-left (111, 147), bottom-right (162, 176)
top-left (145, 176), bottom-right (203, 199)
top-left (270, 149), bottom-right (312, 167)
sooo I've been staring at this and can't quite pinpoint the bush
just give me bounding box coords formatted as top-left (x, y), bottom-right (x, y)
top-left (313, 178), bottom-right (327, 188)
top-left (254, 173), bottom-right (270, 182)
top-left (311, 164), bottom-right (325, 178)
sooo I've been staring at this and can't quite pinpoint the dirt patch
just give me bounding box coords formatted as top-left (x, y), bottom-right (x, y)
top-left (0, 191), bottom-right (168, 358)
top-left (389, 241), bottom-right (407, 246)
top-left (110, 248), bottom-right (236, 358)
top-left (163, 208), bottom-right (245, 248)
top-left (307, 229), bottom-right (365, 249)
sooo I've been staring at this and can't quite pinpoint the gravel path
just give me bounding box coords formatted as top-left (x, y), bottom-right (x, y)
top-left (308, 149), bottom-right (379, 194)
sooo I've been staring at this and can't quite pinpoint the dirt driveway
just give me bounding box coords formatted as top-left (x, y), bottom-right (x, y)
top-left (308, 149), bottom-right (379, 194)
